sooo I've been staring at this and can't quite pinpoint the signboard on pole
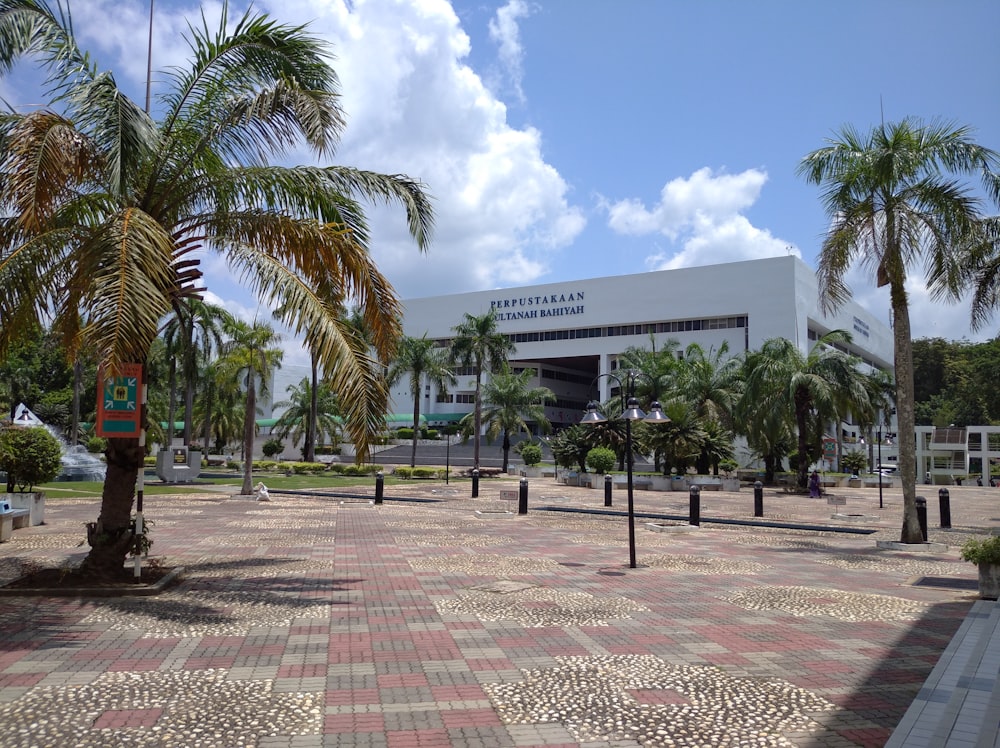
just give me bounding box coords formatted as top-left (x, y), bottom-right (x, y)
top-left (95, 363), bottom-right (143, 438)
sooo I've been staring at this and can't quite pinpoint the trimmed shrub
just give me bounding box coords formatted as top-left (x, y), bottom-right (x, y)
top-left (86, 435), bottom-right (107, 454)
top-left (262, 438), bottom-right (284, 458)
top-left (520, 444), bottom-right (543, 466)
top-left (0, 425), bottom-right (63, 491)
top-left (315, 445), bottom-right (341, 456)
top-left (586, 447), bottom-right (616, 475)
top-left (397, 428), bottom-right (414, 440)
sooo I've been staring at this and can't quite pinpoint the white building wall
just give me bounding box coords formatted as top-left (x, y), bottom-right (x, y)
top-left (396, 256), bottom-right (894, 427)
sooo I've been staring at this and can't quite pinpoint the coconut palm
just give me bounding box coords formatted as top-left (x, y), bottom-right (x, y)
top-left (271, 377), bottom-right (342, 459)
top-left (799, 118), bottom-right (999, 542)
top-left (0, 1), bottom-right (433, 573)
top-left (386, 335), bottom-right (454, 468)
top-left (216, 318), bottom-right (283, 495)
top-left (450, 310), bottom-right (516, 469)
top-left (468, 365), bottom-right (555, 473)
top-left (742, 333), bottom-right (872, 490)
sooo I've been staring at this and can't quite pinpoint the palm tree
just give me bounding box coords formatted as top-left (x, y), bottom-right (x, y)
top-left (386, 335), bottom-right (454, 467)
top-left (469, 366), bottom-right (555, 473)
top-left (0, 2), bottom-right (433, 574)
top-left (450, 310), bottom-right (516, 469)
top-left (742, 333), bottom-right (872, 490)
top-left (216, 318), bottom-right (283, 495)
top-left (271, 377), bottom-right (342, 459)
top-left (675, 341), bottom-right (742, 474)
top-left (799, 118), bottom-right (1000, 543)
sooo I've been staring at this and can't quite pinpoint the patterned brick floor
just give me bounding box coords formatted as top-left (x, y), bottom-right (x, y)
top-left (0, 480), bottom-right (996, 746)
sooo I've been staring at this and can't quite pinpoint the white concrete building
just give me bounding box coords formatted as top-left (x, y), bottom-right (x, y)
top-left (394, 256), bottom-right (895, 433)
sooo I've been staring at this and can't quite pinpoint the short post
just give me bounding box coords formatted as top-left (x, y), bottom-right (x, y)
top-left (938, 488), bottom-right (951, 529)
top-left (518, 477), bottom-right (528, 515)
top-left (374, 471), bottom-right (384, 505)
top-left (689, 484), bottom-right (701, 527)
top-left (753, 480), bottom-right (763, 518)
top-left (604, 474), bottom-right (613, 507)
top-left (915, 496), bottom-right (928, 541)
top-left (471, 468), bottom-right (479, 498)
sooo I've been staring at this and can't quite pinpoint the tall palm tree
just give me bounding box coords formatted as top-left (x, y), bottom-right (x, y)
top-left (216, 318), bottom-right (283, 495)
top-left (470, 366), bottom-right (555, 473)
top-left (450, 310), bottom-right (516, 469)
top-left (675, 342), bottom-right (742, 474)
top-left (742, 333), bottom-right (872, 491)
top-left (271, 377), bottom-right (342, 458)
top-left (799, 118), bottom-right (1000, 543)
top-left (0, 2), bottom-right (433, 573)
top-left (386, 335), bottom-right (454, 467)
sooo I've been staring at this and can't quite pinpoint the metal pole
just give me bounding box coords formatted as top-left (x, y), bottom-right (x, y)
top-left (604, 474), bottom-right (613, 507)
top-left (689, 484), bottom-right (701, 526)
top-left (471, 468), bottom-right (479, 498)
top-left (518, 477), bottom-right (528, 515)
top-left (877, 430), bottom-right (883, 509)
top-left (625, 417), bottom-right (636, 568)
top-left (374, 471), bottom-right (384, 504)
top-left (915, 496), bottom-right (928, 541)
top-left (445, 430), bottom-right (450, 485)
top-left (753, 480), bottom-right (763, 517)
top-left (938, 488), bottom-right (951, 529)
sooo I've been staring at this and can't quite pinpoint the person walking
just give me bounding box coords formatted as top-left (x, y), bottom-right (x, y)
top-left (809, 470), bottom-right (821, 498)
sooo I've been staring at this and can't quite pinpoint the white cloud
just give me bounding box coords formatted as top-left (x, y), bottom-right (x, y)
top-left (605, 167), bottom-right (797, 270)
top-left (488, 0), bottom-right (533, 103)
top-left (40, 0), bottom-right (585, 306)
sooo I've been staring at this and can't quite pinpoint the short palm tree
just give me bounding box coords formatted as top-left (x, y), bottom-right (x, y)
top-left (0, 2), bottom-right (432, 574)
top-left (450, 310), bottom-right (516, 469)
top-left (272, 377), bottom-right (342, 460)
top-left (799, 118), bottom-right (999, 542)
top-left (386, 335), bottom-right (454, 467)
top-left (469, 366), bottom-right (555, 473)
top-left (742, 333), bottom-right (872, 490)
top-left (216, 318), bottom-right (283, 496)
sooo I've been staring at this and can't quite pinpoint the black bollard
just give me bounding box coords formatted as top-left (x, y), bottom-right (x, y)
top-left (471, 468), bottom-right (479, 498)
top-left (518, 477), bottom-right (528, 515)
top-left (938, 488), bottom-right (951, 529)
top-left (916, 496), bottom-right (928, 541)
top-left (604, 474), bottom-right (613, 507)
top-left (374, 471), bottom-right (384, 504)
top-left (689, 484), bottom-right (701, 526)
top-left (753, 480), bottom-right (763, 518)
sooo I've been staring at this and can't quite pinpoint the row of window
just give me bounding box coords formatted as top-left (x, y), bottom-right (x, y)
top-left (503, 316), bottom-right (747, 344)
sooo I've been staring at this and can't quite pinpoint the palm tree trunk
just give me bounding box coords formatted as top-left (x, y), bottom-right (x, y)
top-left (892, 292), bottom-right (922, 543)
top-left (305, 353), bottom-right (318, 462)
top-left (71, 358), bottom-right (82, 446)
top-left (80, 436), bottom-right (142, 576)
top-left (473, 369), bottom-right (482, 469)
top-left (501, 430), bottom-right (510, 473)
top-left (167, 356), bottom-right (177, 448)
top-left (241, 378), bottom-right (256, 495)
top-left (410, 391), bottom-right (420, 468)
top-left (794, 390), bottom-right (811, 489)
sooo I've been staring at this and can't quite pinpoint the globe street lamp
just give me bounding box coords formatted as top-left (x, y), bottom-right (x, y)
top-left (581, 371), bottom-right (669, 568)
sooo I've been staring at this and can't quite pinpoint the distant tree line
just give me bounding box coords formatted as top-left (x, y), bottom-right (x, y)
top-left (912, 337), bottom-right (1000, 426)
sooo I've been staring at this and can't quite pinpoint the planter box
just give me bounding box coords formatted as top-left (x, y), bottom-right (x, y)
top-left (518, 466), bottom-right (542, 478)
top-left (847, 478), bottom-right (863, 488)
top-left (978, 563), bottom-right (1000, 600)
top-left (720, 478), bottom-right (740, 492)
top-left (3, 492), bottom-right (45, 526)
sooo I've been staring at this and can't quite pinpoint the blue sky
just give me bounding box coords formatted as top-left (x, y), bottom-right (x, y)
top-left (4, 0), bottom-right (999, 363)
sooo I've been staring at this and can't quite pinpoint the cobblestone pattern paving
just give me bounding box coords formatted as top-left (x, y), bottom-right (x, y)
top-left (0, 481), bottom-right (994, 747)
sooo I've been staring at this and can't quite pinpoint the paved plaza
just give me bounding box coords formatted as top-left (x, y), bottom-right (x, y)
top-left (1, 477), bottom-right (998, 747)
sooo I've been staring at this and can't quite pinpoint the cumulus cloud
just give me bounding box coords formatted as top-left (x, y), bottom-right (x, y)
top-left (51, 0), bottom-right (584, 306)
top-left (604, 167), bottom-right (798, 270)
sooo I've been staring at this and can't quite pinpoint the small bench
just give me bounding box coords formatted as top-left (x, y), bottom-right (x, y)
top-left (0, 508), bottom-right (30, 542)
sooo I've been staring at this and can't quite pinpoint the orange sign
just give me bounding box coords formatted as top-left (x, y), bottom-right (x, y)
top-left (96, 363), bottom-right (143, 438)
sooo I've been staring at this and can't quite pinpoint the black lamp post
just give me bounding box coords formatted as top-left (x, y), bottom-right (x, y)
top-left (581, 371), bottom-right (669, 569)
